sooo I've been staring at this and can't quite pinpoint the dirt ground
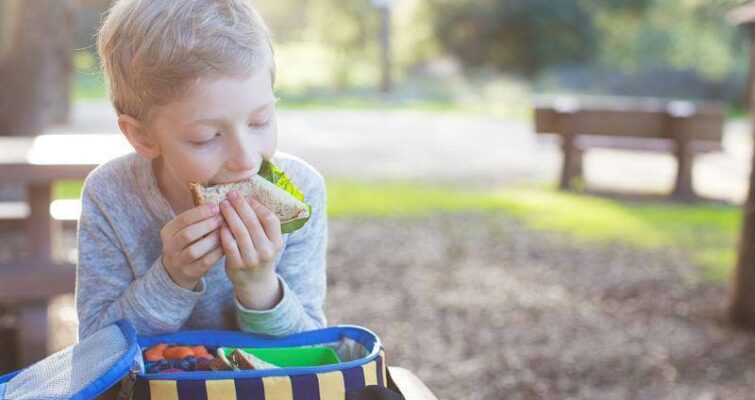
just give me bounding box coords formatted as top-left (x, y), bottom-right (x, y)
top-left (324, 213), bottom-right (755, 399)
top-left (6, 212), bottom-right (755, 399)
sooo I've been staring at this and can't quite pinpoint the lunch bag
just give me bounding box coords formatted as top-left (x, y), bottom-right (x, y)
top-left (0, 319), bottom-right (386, 400)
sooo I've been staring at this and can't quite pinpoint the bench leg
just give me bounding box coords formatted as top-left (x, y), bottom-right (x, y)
top-left (17, 302), bottom-right (48, 367)
top-left (672, 139), bottom-right (696, 202)
top-left (559, 136), bottom-right (579, 191)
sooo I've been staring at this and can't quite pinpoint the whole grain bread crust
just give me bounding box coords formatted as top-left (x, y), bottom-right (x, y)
top-left (189, 182), bottom-right (207, 206)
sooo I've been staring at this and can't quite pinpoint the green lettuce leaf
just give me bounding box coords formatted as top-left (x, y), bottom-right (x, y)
top-left (258, 159), bottom-right (312, 234)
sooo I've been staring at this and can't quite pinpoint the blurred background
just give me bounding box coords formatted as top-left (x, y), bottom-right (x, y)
top-left (2, 0), bottom-right (755, 398)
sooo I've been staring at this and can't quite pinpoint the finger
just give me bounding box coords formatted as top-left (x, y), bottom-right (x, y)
top-left (220, 223), bottom-right (243, 267)
top-left (166, 214), bottom-right (224, 254)
top-left (250, 197), bottom-right (282, 247)
top-left (230, 192), bottom-right (272, 258)
top-left (185, 243), bottom-right (224, 279)
top-left (162, 203), bottom-right (219, 238)
top-left (221, 198), bottom-right (258, 266)
top-left (178, 230), bottom-right (221, 265)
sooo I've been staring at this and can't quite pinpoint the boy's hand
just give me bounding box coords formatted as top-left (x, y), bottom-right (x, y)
top-left (161, 204), bottom-right (225, 290)
top-left (219, 190), bottom-right (284, 310)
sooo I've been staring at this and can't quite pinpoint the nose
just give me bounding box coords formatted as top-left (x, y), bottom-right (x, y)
top-left (225, 135), bottom-right (259, 173)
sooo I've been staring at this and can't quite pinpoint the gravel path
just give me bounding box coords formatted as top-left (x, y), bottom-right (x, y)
top-left (13, 213), bottom-right (754, 399)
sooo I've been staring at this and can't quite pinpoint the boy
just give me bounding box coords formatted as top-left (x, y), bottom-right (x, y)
top-left (76, 0), bottom-right (327, 339)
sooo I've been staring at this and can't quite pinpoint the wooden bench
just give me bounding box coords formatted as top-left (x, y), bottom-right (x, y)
top-left (0, 133), bottom-right (131, 368)
top-left (534, 97), bottom-right (725, 201)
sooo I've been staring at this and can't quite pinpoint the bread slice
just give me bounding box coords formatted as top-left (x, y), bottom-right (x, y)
top-left (190, 176), bottom-right (309, 224)
top-left (229, 348), bottom-right (279, 370)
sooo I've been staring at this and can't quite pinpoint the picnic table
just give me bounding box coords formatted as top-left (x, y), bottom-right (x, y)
top-left (534, 96), bottom-right (725, 201)
top-left (0, 134), bottom-right (132, 367)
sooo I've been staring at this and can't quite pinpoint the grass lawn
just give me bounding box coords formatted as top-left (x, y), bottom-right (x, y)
top-left (55, 179), bottom-right (741, 284)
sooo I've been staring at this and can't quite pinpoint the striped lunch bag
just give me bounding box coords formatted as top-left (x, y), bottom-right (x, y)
top-left (0, 319), bottom-right (387, 400)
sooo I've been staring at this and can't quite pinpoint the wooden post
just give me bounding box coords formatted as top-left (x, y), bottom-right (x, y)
top-left (729, 17), bottom-right (755, 327)
top-left (18, 183), bottom-right (56, 366)
top-left (27, 184), bottom-right (54, 263)
top-left (555, 104), bottom-right (580, 191)
top-left (668, 101), bottom-right (697, 201)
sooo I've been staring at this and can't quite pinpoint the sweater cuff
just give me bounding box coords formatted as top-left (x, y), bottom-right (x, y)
top-left (234, 275), bottom-right (305, 336)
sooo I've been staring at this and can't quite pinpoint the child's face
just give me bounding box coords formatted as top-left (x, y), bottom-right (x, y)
top-left (149, 70), bottom-right (277, 187)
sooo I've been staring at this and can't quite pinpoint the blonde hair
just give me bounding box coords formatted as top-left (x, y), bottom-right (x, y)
top-left (97, 0), bottom-right (275, 124)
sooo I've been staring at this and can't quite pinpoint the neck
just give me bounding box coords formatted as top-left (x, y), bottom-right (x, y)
top-left (152, 156), bottom-right (194, 215)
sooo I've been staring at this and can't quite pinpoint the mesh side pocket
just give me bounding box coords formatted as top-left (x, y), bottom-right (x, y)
top-left (5, 324), bottom-right (129, 400)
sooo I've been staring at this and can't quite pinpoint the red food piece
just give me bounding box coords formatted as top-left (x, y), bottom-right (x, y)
top-left (192, 346), bottom-right (214, 359)
top-left (144, 343), bottom-right (167, 362)
top-left (164, 346), bottom-right (194, 360)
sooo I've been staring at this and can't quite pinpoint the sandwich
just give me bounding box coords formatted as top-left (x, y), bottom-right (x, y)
top-left (190, 160), bottom-right (312, 234)
top-left (227, 348), bottom-right (280, 370)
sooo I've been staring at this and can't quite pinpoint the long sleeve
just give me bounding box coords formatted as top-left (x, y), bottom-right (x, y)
top-left (75, 185), bottom-right (206, 339)
top-left (235, 173), bottom-right (328, 336)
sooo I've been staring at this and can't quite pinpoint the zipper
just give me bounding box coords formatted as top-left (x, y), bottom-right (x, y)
top-left (116, 362), bottom-right (141, 400)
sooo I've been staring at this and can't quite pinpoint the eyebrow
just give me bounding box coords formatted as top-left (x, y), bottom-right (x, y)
top-left (189, 98), bottom-right (277, 128)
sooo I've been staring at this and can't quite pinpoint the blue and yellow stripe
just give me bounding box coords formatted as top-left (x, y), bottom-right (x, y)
top-left (132, 353), bottom-right (386, 400)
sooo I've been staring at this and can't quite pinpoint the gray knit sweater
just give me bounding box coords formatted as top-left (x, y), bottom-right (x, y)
top-left (75, 151), bottom-right (327, 340)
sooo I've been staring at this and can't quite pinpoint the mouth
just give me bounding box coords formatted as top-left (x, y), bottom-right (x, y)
top-left (208, 172), bottom-right (259, 186)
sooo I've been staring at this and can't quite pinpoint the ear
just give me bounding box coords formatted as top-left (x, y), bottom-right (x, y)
top-left (118, 114), bottom-right (161, 159)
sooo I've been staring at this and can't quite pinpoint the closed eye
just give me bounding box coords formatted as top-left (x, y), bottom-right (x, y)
top-left (249, 118), bottom-right (272, 129)
top-left (191, 133), bottom-right (220, 147)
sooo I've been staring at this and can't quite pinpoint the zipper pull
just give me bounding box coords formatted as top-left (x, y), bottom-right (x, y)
top-left (117, 363), bottom-right (141, 400)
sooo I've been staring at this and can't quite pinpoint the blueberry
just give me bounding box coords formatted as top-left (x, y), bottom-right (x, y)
top-left (157, 359), bottom-right (169, 367)
top-left (177, 359), bottom-right (191, 371)
top-left (185, 356), bottom-right (197, 365)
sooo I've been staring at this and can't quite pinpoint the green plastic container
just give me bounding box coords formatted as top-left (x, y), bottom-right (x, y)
top-left (220, 346), bottom-right (341, 368)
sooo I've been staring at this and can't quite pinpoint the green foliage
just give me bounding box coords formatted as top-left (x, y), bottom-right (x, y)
top-left (308, 0), bottom-right (381, 87)
top-left (422, 0), bottom-right (750, 83)
top-left (309, 0), bottom-right (379, 53)
top-left (422, 0), bottom-right (657, 76)
top-left (426, 0), bottom-right (600, 76)
top-left (594, 0), bottom-right (749, 79)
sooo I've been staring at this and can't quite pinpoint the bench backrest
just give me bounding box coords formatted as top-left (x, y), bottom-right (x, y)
top-left (534, 97), bottom-right (725, 142)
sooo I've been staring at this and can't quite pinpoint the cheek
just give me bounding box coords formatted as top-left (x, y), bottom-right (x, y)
top-left (165, 148), bottom-right (222, 183)
top-left (263, 119), bottom-right (278, 158)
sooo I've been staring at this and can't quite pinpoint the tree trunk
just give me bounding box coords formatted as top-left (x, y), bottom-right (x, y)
top-left (729, 26), bottom-right (755, 328)
top-left (0, 0), bottom-right (75, 136)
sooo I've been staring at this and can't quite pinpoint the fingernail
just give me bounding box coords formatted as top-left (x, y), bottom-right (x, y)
top-left (229, 191), bottom-right (238, 200)
top-left (209, 204), bottom-right (219, 214)
top-left (221, 200), bottom-right (230, 209)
